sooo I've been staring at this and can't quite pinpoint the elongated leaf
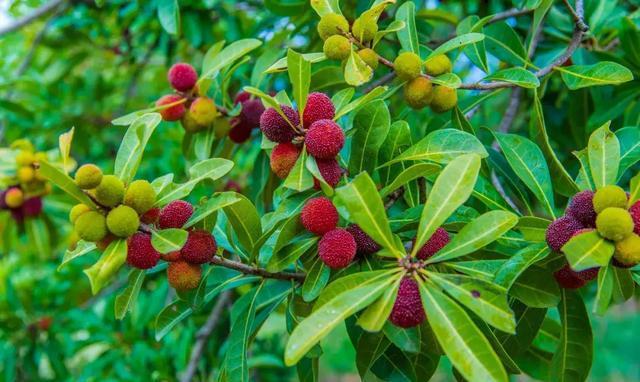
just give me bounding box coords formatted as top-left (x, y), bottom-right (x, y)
top-left (412, 154), bottom-right (481, 256)
top-left (59, 240), bottom-right (97, 270)
top-left (84, 239), bottom-right (127, 294)
top-left (310, 0), bottom-right (341, 16)
top-left (594, 264), bottom-right (614, 315)
top-left (267, 237), bottom-right (317, 272)
top-left (431, 72), bottom-right (462, 88)
top-left (266, 53), bottom-right (326, 73)
top-left (494, 243), bottom-right (550, 289)
top-left (426, 33), bottom-right (485, 60)
top-left (151, 229), bottom-right (188, 254)
top-left (511, 267), bottom-right (561, 308)
top-left (616, 126), bottom-right (640, 179)
top-left (39, 161), bottom-right (97, 209)
top-left (349, 100), bottom-right (390, 175)
top-left (356, 332), bottom-right (391, 377)
top-left (315, 269), bottom-right (399, 310)
top-left (58, 127), bottom-right (74, 172)
top-left (334, 86), bottom-right (386, 120)
top-left (157, 0), bottom-right (180, 35)
top-left (395, 2), bottom-right (419, 54)
top-left (428, 211), bottom-right (518, 263)
top-left (200, 39), bottom-right (262, 82)
top-left (114, 113), bottom-right (161, 183)
top-left (558, 62), bottom-right (633, 90)
top-left (223, 193), bottom-right (262, 254)
top-left (484, 67), bottom-right (539, 88)
top-left (358, 276), bottom-right (402, 331)
top-left (301, 256), bottom-right (330, 302)
top-left (284, 278), bottom-right (392, 366)
top-left (380, 163), bottom-right (440, 197)
top-left (484, 22), bottom-right (528, 66)
top-left (419, 282), bottom-right (508, 382)
top-left (630, 173), bottom-right (640, 205)
top-left (562, 231), bottom-right (615, 271)
top-left (25, 217), bottom-right (50, 257)
top-left (114, 269), bottom-right (145, 319)
top-left (288, 49), bottom-right (310, 119)
top-left (185, 192), bottom-right (242, 228)
top-left (588, 122), bottom-right (619, 189)
top-left (154, 159), bottom-right (234, 206)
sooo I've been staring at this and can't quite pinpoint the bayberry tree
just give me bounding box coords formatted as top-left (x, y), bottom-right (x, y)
top-left (1, 0), bottom-right (639, 381)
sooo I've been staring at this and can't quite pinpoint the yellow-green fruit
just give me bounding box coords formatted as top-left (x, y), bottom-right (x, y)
top-left (16, 151), bottom-right (35, 166)
top-left (17, 166), bottom-right (35, 183)
top-left (593, 185), bottom-right (627, 214)
top-left (189, 97), bottom-right (217, 127)
top-left (614, 234), bottom-right (640, 267)
top-left (425, 54), bottom-right (452, 76)
top-left (95, 175), bottom-right (125, 207)
top-left (34, 152), bottom-right (48, 163)
top-left (75, 164), bottom-right (103, 190)
top-left (358, 48), bottom-right (378, 69)
top-left (394, 52), bottom-right (422, 81)
top-left (124, 180), bottom-right (156, 214)
top-left (430, 86), bottom-right (458, 113)
top-left (404, 77), bottom-right (434, 109)
top-left (5, 188), bottom-right (24, 208)
top-left (69, 204), bottom-right (91, 224)
top-left (323, 35), bottom-right (351, 60)
top-left (317, 13), bottom-right (349, 40)
top-left (106, 205), bottom-right (140, 238)
top-left (352, 17), bottom-right (378, 43)
top-left (75, 211), bottom-right (107, 242)
top-left (181, 111), bottom-right (203, 133)
top-left (11, 139), bottom-right (34, 153)
top-left (596, 207), bottom-right (634, 241)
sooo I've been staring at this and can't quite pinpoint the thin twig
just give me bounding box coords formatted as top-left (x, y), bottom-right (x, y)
top-left (180, 291), bottom-right (233, 382)
top-left (363, 72), bottom-right (395, 93)
top-left (487, 8), bottom-right (534, 24)
top-left (0, 0), bottom-right (65, 36)
top-left (385, 187), bottom-right (404, 209)
top-left (210, 257), bottom-right (305, 282)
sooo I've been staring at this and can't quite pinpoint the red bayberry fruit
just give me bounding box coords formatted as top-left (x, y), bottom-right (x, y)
top-left (168, 63), bottom-right (198, 92)
top-left (318, 228), bottom-right (356, 269)
top-left (305, 119), bottom-right (344, 159)
top-left (300, 197), bottom-right (339, 235)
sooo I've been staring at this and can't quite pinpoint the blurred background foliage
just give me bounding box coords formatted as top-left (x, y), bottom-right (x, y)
top-left (0, 0), bottom-right (639, 380)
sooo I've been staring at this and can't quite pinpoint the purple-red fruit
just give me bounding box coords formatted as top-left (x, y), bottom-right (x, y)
top-left (630, 201), bottom-right (640, 235)
top-left (545, 216), bottom-right (584, 252)
top-left (346, 224), bottom-right (380, 256)
top-left (302, 92), bottom-right (335, 129)
top-left (259, 106), bottom-right (299, 143)
top-left (566, 190), bottom-right (596, 227)
top-left (300, 197), bottom-right (339, 235)
top-left (389, 278), bottom-right (425, 328)
top-left (313, 158), bottom-right (342, 189)
top-left (158, 200), bottom-right (194, 229)
top-left (318, 228), bottom-right (356, 269)
top-left (22, 197), bottom-right (42, 217)
top-left (127, 233), bottom-right (161, 269)
top-left (181, 229), bottom-right (217, 264)
top-left (305, 119), bottom-right (345, 159)
top-left (240, 99), bottom-right (265, 127)
top-left (553, 264), bottom-right (598, 289)
top-left (229, 123), bottom-right (252, 143)
top-left (168, 63), bottom-right (198, 92)
top-left (416, 227), bottom-right (450, 260)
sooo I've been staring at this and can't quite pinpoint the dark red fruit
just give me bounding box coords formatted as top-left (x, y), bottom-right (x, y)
top-left (181, 229), bottom-right (216, 264)
top-left (158, 200), bottom-right (194, 229)
top-left (305, 119), bottom-right (344, 159)
top-left (416, 227), bottom-right (450, 260)
top-left (553, 264), bottom-right (594, 289)
top-left (240, 99), bottom-right (265, 127)
top-left (127, 233), bottom-right (161, 269)
top-left (270, 143), bottom-right (301, 179)
top-left (545, 216), bottom-right (584, 252)
top-left (313, 158), bottom-right (342, 189)
top-left (389, 278), bottom-right (425, 328)
top-left (229, 123), bottom-right (252, 143)
top-left (259, 106), bottom-right (299, 143)
top-left (302, 92), bottom-right (335, 128)
top-left (630, 201), bottom-right (640, 235)
top-left (22, 197), bottom-right (42, 217)
top-left (300, 197), bottom-right (339, 235)
top-left (168, 63), bottom-right (198, 91)
top-left (141, 207), bottom-right (160, 224)
top-left (566, 190), bottom-right (596, 227)
top-left (318, 228), bottom-right (356, 269)
top-left (346, 224), bottom-right (380, 256)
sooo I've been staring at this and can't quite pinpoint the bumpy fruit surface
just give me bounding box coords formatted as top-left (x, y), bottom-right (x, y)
top-left (156, 94), bottom-right (186, 121)
top-left (126, 233), bottom-right (160, 269)
top-left (566, 190), bottom-right (596, 227)
top-left (168, 63), bottom-right (198, 92)
top-left (323, 35), bottom-right (351, 60)
top-left (228, 123), bottom-right (252, 143)
top-left (630, 201), bottom-right (640, 234)
top-left (303, 92), bottom-right (335, 129)
top-left (404, 77), bottom-right (433, 109)
top-left (75, 211), bottom-right (107, 242)
top-left (613, 234), bottom-right (640, 267)
top-left (106, 205), bottom-right (140, 238)
top-left (305, 119), bottom-right (345, 159)
top-left (593, 185), bottom-right (627, 213)
top-left (167, 261), bottom-right (202, 290)
top-left (317, 13), bottom-right (349, 40)
top-left (352, 17), bottom-right (378, 42)
top-left (314, 158), bottom-right (342, 188)
top-left (75, 164), bottom-right (103, 190)
top-left (141, 207), bottom-right (160, 224)
top-left (270, 143), bottom-right (301, 179)
top-left (301, 197), bottom-right (339, 235)
top-left (188, 97), bottom-right (217, 127)
top-left (22, 197), bottom-right (42, 217)
top-left (394, 52), bottom-right (422, 81)
top-left (95, 175), bottom-right (125, 207)
top-left (158, 200), bottom-right (193, 229)
top-left (69, 204), bottom-right (90, 224)
top-left (430, 86), bottom-right (458, 113)
top-left (181, 229), bottom-right (217, 264)
top-left (596, 207), bottom-right (634, 241)
top-left (416, 227), bottom-right (450, 260)
top-left (389, 278), bottom-right (425, 328)
top-left (545, 216), bottom-right (584, 252)
top-left (124, 180), bottom-right (156, 214)
top-left (161, 251), bottom-right (182, 262)
top-left (553, 265), bottom-right (598, 289)
top-left (239, 98), bottom-right (265, 127)
top-left (5, 188), bottom-right (24, 208)
top-left (357, 48), bottom-right (378, 69)
top-left (346, 224), bottom-right (380, 256)
top-left (424, 54), bottom-right (452, 76)
top-left (318, 228), bottom-right (356, 269)
top-left (259, 106), bottom-right (299, 143)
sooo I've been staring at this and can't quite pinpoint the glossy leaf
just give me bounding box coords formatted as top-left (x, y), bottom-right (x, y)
top-left (288, 49), bottom-right (310, 119)
top-left (223, 193), bottom-right (262, 254)
top-left (395, 2), bottom-right (419, 54)
top-left (588, 122), bottom-right (619, 189)
top-left (348, 99), bottom-right (390, 175)
top-left (84, 239), bottom-right (127, 294)
top-left (484, 67), bottom-right (539, 88)
top-left (151, 228), bottom-right (188, 254)
top-left (558, 62), bottom-right (633, 90)
top-left (185, 192), bottom-right (242, 228)
top-left (114, 269), bottom-right (145, 319)
top-left (426, 33), bottom-right (485, 60)
top-left (344, 47), bottom-right (373, 86)
top-left (38, 160), bottom-right (98, 209)
top-left (562, 231), bottom-right (615, 271)
top-left (379, 163), bottom-right (440, 197)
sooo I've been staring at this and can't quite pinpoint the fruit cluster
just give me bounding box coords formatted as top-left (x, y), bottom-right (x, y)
top-left (229, 91), bottom-right (266, 143)
top-left (262, 92), bottom-right (344, 187)
top-left (318, 12), bottom-right (378, 68)
top-left (396, 52), bottom-right (457, 113)
top-left (546, 187), bottom-right (640, 289)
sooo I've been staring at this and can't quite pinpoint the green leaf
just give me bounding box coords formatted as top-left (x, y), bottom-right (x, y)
top-left (494, 243), bottom-right (550, 289)
top-left (199, 39), bottom-right (262, 83)
top-left (588, 122), bottom-right (620, 189)
top-left (373, 20), bottom-right (406, 48)
top-left (267, 237), bottom-right (318, 272)
top-left (558, 62), bottom-right (634, 90)
top-left (38, 161), bottom-right (98, 209)
top-left (611, 267), bottom-right (635, 303)
top-left (59, 240), bottom-right (97, 271)
top-left (114, 113), bottom-right (161, 184)
top-left (223, 193), bottom-right (262, 254)
top-left (382, 129), bottom-right (487, 166)
top-left (395, 2), bottom-right (419, 54)
top-left (494, 132), bottom-right (555, 218)
top-left (334, 86), bottom-right (386, 120)
top-left (284, 278), bottom-right (393, 366)
top-left (412, 154), bottom-right (481, 256)
top-left (562, 231), bottom-right (615, 271)
top-left (550, 290), bottom-right (593, 382)
top-left (418, 282), bottom-right (508, 382)
top-left (616, 126), bottom-right (640, 179)
top-left (344, 46), bottom-right (373, 86)
top-left (314, 269), bottom-right (399, 310)
top-left (510, 267), bottom-right (561, 308)
top-left (348, 100), bottom-right (390, 175)
top-left (379, 163), bottom-right (440, 197)
top-left (265, 53), bottom-right (326, 73)
top-left (426, 33), bottom-right (485, 60)
top-left (431, 72), bottom-right (462, 88)
top-left (84, 239), bottom-right (127, 294)
top-left (284, 148), bottom-right (313, 191)
top-left (356, 332), bottom-right (391, 377)
top-left (114, 269), bottom-right (145, 320)
top-left (629, 172), bottom-right (640, 206)
top-left (335, 173), bottom-right (403, 257)
top-left (185, 192), bottom-right (242, 228)
top-left (309, 0), bottom-right (341, 16)
top-left (58, 127), bottom-right (74, 172)
top-left (484, 22), bottom-right (529, 66)
top-left (428, 211), bottom-right (518, 263)
top-left (358, 276), bottom-right (402, 332)
top-left (24, 217), bottom-right (50, 257)
top-left (301, 256), bottom-right (330, 302)
top-left (151, 229), bottom-right (188, 254)
top-left (484, 67), bottom-right (539, 88)
top-left (288, 49), bottom-right (311, 120)
top-left (593, 264), bottom-right (614, 315)
top-left (157, 0), bottom-right (180, 35)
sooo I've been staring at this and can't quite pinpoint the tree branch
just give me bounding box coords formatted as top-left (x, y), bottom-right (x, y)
top-left (210, 257), bottom-right (305, 282)
top-left (487, 8), bottom-right (534, 24)
top-left (363, 72), bottom-right (395, 93)
top-left (0, 0), bottom-right (65, 36)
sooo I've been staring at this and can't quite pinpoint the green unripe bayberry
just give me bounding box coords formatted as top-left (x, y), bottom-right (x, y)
top-left (404, 77), bottom-right (434, 109)
top-left (430, 86), bottom-right (458, 113)
top-left (324, 35), bottom-right (351, 60)
top-left (593, 185), bottom-right (627, 214)
top-left (95, 175), bottom-right (125, 207)
top-left (596, 207), bottom-right (634, 242)
top-left (124, 180), bottom-right (156, 214)
top-left (317, 13), bottom-right (349, 40)
top-left (69, 204), bottom-right (91, 224)
top-left (424, 54), bottom-right (452, 76)
top-left (357, 48), bottom-right (378, 69)
top-left (394, 52), bottom-right (422, 81)
top-left (352, 17), bottom-right (377, 43)
top-left (106, 205), bottom-right (140, 238)
top-left (17, 166), bottom-right (35, 183)
top-left (75, 211), bottom-right (107, 242)
top-left (614, 234), bottom-right (640, 267)
top-left (75, 164), bottom-right (103, 189)
top-left (16, 151), bottom-right (35, 166)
